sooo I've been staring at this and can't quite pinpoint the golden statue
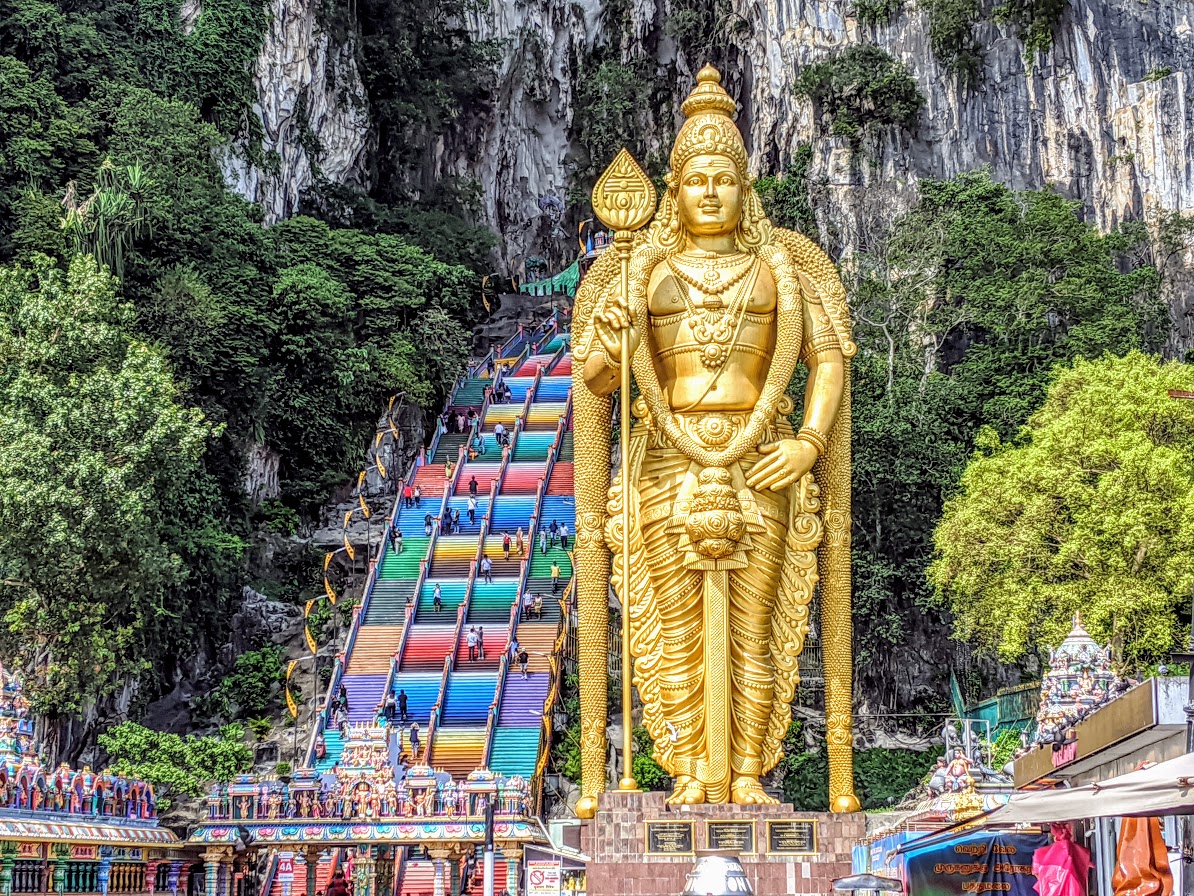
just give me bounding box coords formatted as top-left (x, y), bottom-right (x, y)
top-left (571, 65), bottom-right (860, 814)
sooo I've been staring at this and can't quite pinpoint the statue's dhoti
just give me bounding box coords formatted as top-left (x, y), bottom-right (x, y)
top-left (610, 412), bottom-right (822, 795)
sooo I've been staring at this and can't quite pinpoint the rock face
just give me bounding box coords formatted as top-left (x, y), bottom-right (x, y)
top-left (451, 0), bottom-right (1194, 331)
top-left (222, 0), bottom-right (370, 223)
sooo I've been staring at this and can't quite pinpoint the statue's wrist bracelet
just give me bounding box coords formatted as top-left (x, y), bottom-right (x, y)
top-left (797, 425), bottom-right (829, 454)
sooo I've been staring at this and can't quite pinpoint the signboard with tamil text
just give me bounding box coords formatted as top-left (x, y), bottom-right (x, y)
top-left (906, 832), bottom-right (1047, 896)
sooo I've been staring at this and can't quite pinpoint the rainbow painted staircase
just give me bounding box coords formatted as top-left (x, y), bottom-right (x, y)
top-left (307, 314), bottom-right (572, 779)
top-left (304, 316), bottom-right (574, 896)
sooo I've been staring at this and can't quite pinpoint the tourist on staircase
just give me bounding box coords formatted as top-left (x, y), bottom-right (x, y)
top-left (478, 627), bottom-right (486, 660)
top-left (502, 531), bottom-right (511, 560)
top-left (551, 560), bottom-right (561, 594)
top-left (481, 555), bottom-right (493, 584)
top-left (468, 494), bottom-right (478, 525)
top-left (398, 689), bottom-right (408, 722)
top-left (469, 475), bottom-right (478, 497)
top-left (467, 627), bottom-right (479, 662)
top-left (515, 527), bottom-right (525, 558)
top-left (433, 583), bottom-right (443, 612)
top-left (559, 522), bottom-right (569, 550)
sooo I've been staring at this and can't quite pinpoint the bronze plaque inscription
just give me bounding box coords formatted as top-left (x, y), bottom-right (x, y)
top-left (766, 820), bottom-right (817, 855)
top-left (706, 820), bottom-right (756, 854)
top-left (644, 820), bottom-right (695, 855)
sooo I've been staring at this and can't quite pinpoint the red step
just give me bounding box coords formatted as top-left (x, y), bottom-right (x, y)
top-left (545, 463), bottom-right (573, 495)
top-left (413, 465), bottom-right (449, 496)
top-left (454, 464), bottom-right (502, 495)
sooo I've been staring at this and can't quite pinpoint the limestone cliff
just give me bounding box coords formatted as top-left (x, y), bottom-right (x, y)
top-left (222, 0), bottom-right (371, 223)
top-left (453, 0), bottom-right (1192, 326)
top-left (229, 0), bottom-right (1192, 328)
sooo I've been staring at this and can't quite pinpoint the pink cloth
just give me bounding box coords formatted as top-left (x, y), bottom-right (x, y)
top-left (1033, 824), bottom-right (1093, 896)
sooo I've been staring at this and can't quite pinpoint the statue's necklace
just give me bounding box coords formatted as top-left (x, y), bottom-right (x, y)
top-left (670, 255), bottom-right (760, 370)
top-left (666, 253), bottom-right (756, 297)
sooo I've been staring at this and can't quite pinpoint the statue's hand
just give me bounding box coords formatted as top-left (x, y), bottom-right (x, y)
top-left (593, 291), bottom-right (641, 365)
top-left (747, 439), bottom-right (818, 492)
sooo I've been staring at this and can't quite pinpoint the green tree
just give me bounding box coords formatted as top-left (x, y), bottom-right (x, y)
top-left (847, 171), bottom-right (1163, 709)
top-left (213, 646), bottom-right (285, 718)
top-left (795, 45), bottom-right (923, 142)
top-left (98, 721), bottom-right (253, 799)
top-left (0, 255), bottom-right (216, 714)
top-left (931, 352), bottom-right (1194, 666)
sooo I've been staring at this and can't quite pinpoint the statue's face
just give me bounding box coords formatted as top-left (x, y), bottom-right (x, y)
top-left (676, 153), bottom-right (744, 238)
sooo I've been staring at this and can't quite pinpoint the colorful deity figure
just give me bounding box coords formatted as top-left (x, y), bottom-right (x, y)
top-left (943, 748), bottom-right (974, 793)
top-left (52, 763), bottom-right (72, 811)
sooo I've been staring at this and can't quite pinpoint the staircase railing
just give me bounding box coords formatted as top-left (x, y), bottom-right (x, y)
top-left (481, 601), bottom-right (522, 767)
top-left (530, 574), bottom-right (574, 815)
top-left (425, 654), bottom-right (453, 765)
top-left (481, 652), bottom-right (511, 769)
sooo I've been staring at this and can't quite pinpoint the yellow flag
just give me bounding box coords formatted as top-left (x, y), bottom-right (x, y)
top-left (357, 471), bottom-right (366, 489)
top-left (374, 432), bottom-right (382, 448)
top-left (304, 599), bottom-right (315, 618)
top-left (324, 552), bottom-right (333, 571)
top-left (285, 661), bottom-right (299, 719)
top-left (305, 625), bottom-right (318, 656)
top-left (358, 492), bottom-right (370, 518)
top-left (387, 395), bottom-right (396, 411)
top-left (343, 511), bottom-right (355, 559)
top-left (324, 574), bottom-right (337, 605)
top-left (388, 418), bottom-right (399, 439)
top-left (376, 454), bottom-right (387, 479)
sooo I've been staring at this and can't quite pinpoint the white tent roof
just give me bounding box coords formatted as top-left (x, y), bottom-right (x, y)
top-left (984, 752), bottom-right (1194, 825)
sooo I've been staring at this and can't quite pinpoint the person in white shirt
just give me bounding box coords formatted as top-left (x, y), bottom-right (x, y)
top-left (466, 627), bottom-right (479, 662)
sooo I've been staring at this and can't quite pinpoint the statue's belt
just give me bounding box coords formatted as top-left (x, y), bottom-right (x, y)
top-left (626, 412), bottom-right (798, 570)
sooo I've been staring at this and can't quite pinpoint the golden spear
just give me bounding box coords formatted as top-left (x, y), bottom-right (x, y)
top-left (590, 149), bottom-right (657, 794)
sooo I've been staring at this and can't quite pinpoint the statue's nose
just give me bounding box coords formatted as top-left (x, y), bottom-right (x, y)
top-left (704, 177), bottom-right (718, 199)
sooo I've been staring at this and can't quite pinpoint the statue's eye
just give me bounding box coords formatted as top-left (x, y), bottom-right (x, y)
top-left (686, 177), bottom-right (703, 186)
top-left (718, 175), bottom-right (736, 186)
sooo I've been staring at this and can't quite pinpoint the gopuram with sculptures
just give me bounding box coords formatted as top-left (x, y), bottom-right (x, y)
top-left (0, 62), bottom-right (881, 896)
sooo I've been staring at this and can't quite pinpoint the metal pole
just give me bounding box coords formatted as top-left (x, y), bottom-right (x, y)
top-left (483, 800), bottom-right (495, 896)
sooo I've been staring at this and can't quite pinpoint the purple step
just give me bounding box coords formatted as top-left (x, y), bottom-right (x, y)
top-left (339, 674), bottom-right (389, 724)
top-left (496, 672), bottom-right (550, 727)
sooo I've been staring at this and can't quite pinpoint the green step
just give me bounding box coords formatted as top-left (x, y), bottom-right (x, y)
top-left (379, 538), bottom-right (430, 578)
top-left (433, 435), bottom-right (467, 464)
top-left (529, 548), bottom-right (572, 578)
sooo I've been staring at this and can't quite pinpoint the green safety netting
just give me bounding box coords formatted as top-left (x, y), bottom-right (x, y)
top-left (519, 259), bottom-right (580, 297)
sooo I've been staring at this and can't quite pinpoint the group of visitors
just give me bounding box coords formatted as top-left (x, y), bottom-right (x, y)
top-left (520, 591), bottom-right (544, 620)
top-left (535, 520), bottom-right (569, 554)
top-left (329, 683), bottom-right (351, 735)
top-left (400, 483), bottom-right (422, 507)
top-left (442, 408), bottom-right (478, 435)
top-left (487, 381), bottom-right (514, 404)
top-left (498, 528), bottom-right (527, 560)
top-left (466, 626), bottom-right (487, 662)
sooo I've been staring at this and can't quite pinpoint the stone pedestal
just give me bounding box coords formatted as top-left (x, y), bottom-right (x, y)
top-left (582, 791), bottom-right (864, 896)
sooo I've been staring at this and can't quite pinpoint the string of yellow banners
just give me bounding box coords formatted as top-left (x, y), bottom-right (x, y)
top-left (284, 394), bottom-right (405, 719)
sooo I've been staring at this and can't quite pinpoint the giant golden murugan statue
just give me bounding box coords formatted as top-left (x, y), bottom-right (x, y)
top-left (571, 65), bottom-right (860, 814)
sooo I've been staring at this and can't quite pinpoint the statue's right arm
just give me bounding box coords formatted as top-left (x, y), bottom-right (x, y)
top-left (581, 285), bottom-right (640, 396)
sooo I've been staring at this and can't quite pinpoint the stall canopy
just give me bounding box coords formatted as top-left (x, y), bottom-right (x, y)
top-left (984, 753), bottom-right (1194, 825)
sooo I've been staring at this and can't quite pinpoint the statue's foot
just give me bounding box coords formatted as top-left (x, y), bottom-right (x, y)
top-left (731, 776), bottom-right (779, 805)
top-left (666, 776), bottom-right (706, 805)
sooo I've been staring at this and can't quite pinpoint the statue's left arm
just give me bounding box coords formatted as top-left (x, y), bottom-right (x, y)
top-left (746, 275), bottom-right (845, 491)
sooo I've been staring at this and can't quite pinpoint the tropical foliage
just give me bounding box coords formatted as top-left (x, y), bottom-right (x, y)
top-left (932, 352), bottom-right (1194, 666)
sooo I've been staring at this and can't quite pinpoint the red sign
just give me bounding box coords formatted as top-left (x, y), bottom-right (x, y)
top-left (1051, 742), bottom-right (1078, 767)
top-left (277, 856), bottom-right (294, 883)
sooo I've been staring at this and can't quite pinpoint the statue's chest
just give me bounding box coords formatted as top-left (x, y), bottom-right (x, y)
top-left (647, 260), bottom-right (777, 318)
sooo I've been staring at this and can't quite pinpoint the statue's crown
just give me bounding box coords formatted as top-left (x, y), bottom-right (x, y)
top-left (670, 65), bottom-right (750, 181)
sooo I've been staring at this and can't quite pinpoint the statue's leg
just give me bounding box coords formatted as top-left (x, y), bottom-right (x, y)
top-left (638, 448), bottom-right (705, 790)
top-left (728, 481), bottom-right (787, 804)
